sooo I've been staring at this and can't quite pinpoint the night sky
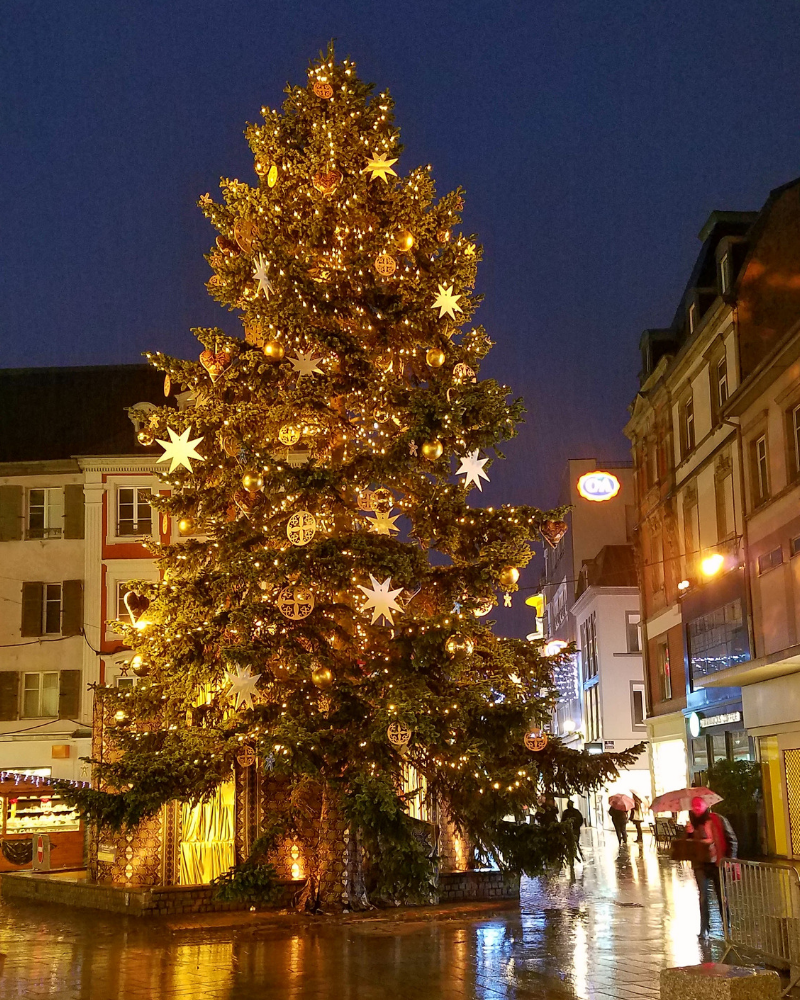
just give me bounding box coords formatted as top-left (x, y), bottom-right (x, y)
top-left (3, 2), bottom-right (800, 633)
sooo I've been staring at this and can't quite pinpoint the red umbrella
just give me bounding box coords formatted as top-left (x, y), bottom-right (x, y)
top-left (650, 786), bottom-right (722, 814)
top-left (608, 793), bottom-right (634, 811)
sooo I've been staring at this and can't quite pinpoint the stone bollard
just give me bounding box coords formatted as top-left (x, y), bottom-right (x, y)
top-left (661, 964), bottom-right (781, 1000)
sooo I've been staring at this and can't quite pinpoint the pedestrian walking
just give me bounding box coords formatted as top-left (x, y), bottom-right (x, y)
top-left (561, 800), bottom-right (584, 861)
top-left (608, 805), bottom-right (628, 845)
top-left (630, 793), bottom-right (645, 843)
top-left (687, 795), bottom-right (738, 939)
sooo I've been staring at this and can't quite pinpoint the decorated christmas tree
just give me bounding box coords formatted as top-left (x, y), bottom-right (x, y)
top-left (70, 46), bottom-right (642, 909)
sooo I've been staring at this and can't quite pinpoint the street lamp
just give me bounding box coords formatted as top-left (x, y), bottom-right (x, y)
top-left (701, 553), bottom-right (725, 577)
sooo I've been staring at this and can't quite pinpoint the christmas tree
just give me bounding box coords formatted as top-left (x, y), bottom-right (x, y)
top-left (70, 46), bottom-right (643, 909)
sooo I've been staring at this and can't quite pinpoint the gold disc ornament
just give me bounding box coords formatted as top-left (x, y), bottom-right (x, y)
top-left (277, 586), bottom-right (315, 620)
top-left (452, 363), bottom-right (477, 383)
top-left (387, 721), bottom-right (412, 748)
top-left (524, 730), bottom-right (548, 752)
top-left (374, 253), bottom-right (397, 277)
top-left (263, 340), bottom-right (285, 364)
top-left (236, 745), bottom-right (256, 768)
top-left (311, 664), bottom-right (333, 689)
top-left (313, 80), bottom-right (334, 99)
top-left (357, 488), bottom-right (374, 512)
top-left (267, 164), bottom-right (278, 188)
top-left (421, 439), bottom-right (443, 461)
top-left (234, 218), bottom-right (260, 255)
top-left (278, 424), bottom-right (301, 446)
top-left (426, 347), bottom-right (446, 368)
top-left (287, 510), bottom-right (317, 546)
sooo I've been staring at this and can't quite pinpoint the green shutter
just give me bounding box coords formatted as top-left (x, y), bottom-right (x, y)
top-left (63, 485), bottom-right (85, 539)
top-left (0, 672), bottom-right (19, 721)
top-left (58, 669), bottom-right (82, 719)
top-left (0, 485), bottom-right (23, 541)
top-left (61, 580), bottom-right (83, 637)
top-left (20, 583), bottom-right (43, 637)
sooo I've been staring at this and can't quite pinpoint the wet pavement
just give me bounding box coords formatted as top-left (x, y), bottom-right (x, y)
top-left (0, 829), bottom-right (723, 999)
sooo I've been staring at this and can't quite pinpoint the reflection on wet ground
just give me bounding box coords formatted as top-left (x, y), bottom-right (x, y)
top-left (0, 829), bottom-right (721, 999)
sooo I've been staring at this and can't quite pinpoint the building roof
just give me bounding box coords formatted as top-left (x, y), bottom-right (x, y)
top-left (0, 365), bottom-right (165, 463)
top-left (576, 545), bottom-right (638, 597)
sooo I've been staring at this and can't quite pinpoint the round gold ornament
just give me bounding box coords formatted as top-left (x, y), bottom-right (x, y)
top-left (277, 586), bottom-right (315, 620)
top-left (236, 745), bottom-right (256, 768)
top-left (524, 730), bottom-right (548, 752)
top-left (311, 664), bottom-right (333, 689)
top-left (498, 566), bottom-right (520, 588)
top-left (374, 253), bottom-right (397, 277)
top-left (395, 229), bottom-right (415, 252)
top-left (178, 516), bottom-right (195, 535)
top-left (131, 654), bottom-right (150, 677)
top-left (267, 164), bottom-right (278, 188)
top-left (137, 428), bottom-right (155, 446)
top-left (387, 721), bottom-right (412, 748)
top-left (278, 424), bottom-right (301, 446)
top-left (445, 635), bottom-right (474, 658)
top-left (313, 80), bottom-right (334, 99)
top-left (370, 488), bottom-right (393, 514)
top-left (241, 470), bottom-right (264, 493)
top-left (287, 510), bottom-right (317, 546)
top-left (421, 439), bottom-right (443, 461)
top-left (426, 347), bottom-right (446, 368)
top-left (234, 218), bottom-right (260, 255)
top-left (357, 489), bottom-right (374, 512)
top-left (263, 340), bottom-right (285, 364)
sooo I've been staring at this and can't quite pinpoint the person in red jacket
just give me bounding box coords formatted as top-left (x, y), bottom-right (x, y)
top-left (687, 795), bottom-right (738, 939)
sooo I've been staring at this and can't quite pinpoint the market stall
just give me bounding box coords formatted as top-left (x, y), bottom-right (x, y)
top-left (0, 773), bottom-right (85, 871)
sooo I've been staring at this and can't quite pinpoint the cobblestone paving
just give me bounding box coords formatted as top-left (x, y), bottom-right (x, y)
top-left (0, 830), bottom-right (722, 999)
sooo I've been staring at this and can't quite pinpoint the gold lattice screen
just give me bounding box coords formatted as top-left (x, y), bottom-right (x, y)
top-left (783, 749), bottom-right (800, 855)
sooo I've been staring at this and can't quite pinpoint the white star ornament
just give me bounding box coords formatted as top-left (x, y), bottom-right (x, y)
top-left (156, 426), bottom-right (205, 473)
top-left (224, 665), bottom-right (262, 710)
top-left (289, 351), bottom-right (324, 377)
top-left (253, 253), bottom-right (274, 298)
top-left (456, 449), bottom-right (490, 491)
top-left (432, 284), bottom-right (463, 320)
top-left (357, 574), bottom-right (405, 626)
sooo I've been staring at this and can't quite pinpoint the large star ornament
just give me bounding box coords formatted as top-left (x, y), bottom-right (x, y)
top-left (156, 426), bottom-right (204, 473)
top-left (456, 449), bottom-right (490, 491)
top-left (365, 510), bottom-right (401, 536)
top-left (224, 665), bottom-right (262, 710)
top-left (362, 152), bottom-right (398, 183)
top-left (253, 253), bottom-right (275, 298)
top-left (357, 574), bottom-right (404, 626)
top-left (432, 283), bottom-right (463, 320)
top-left (289, 351), bottom-right (324, 377)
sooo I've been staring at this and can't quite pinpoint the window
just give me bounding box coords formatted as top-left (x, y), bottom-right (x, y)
top-left (580, 613), bottom-right (598, 680)
top-left (757, 546), bottom-right (783, 576)
top-left (688, 302), bottom-right (697, 333)
top-left (116, 583), bottom-right (132, 625)
top-left (117, 488), bottom-right (152, 536)
top-left (117, 677), bottom-right (135, 692)
top-left (720, 253), bottom-right (730, 295)
top-left (715, 472), bottom-right (735, 542)
top-left (43, 584), bottom-right (62, 634)
top-left (585, 683), bottom-right (600, 741)
top-left (680, 396), bottom-right (695, 457)
top-left (631, 683), bottom-right (646, 728)
top-left (792, 405), bottom-right (800, 477)
top-left (625, 612), bottom-right (642, 652)
top-left (20, 581), bottom-right (82, 638)
top-left (27, 488), bottom-right (63, 539)
top-left (791, 535), bottom-right (800, 557)
top-left (22, 672), bottom-right (59, 718)
top-left (752, 434), bottom-right (769, 505)
top-left (691, 736), bottom-right (709, 785)
top-left (657, 641), bottom-right (672, 701)
top-left (687, 598), bottom-right (749, 682)
top-left (716, 358), bottom-right (728, 409)
top-left (728, 730), bottom-right (752, 761)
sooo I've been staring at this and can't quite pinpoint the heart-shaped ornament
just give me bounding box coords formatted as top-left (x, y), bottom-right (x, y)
top-left (312, 169), bottom-right (343, 197)
top-left (123, 591), bottom-right (150, 624)
top-left (233, 489), bottom-right (266, 518)
top-left (199, 349), bottom-right (232, 383)
top-left (540, 519), bottom-right (569, 548)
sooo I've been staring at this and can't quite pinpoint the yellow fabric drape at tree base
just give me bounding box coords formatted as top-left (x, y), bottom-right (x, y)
top-left (179, 781), bottom-right (236, 885)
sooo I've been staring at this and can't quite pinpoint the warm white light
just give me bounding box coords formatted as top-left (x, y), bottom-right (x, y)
top-left (562, 719), bottom-right (577, 733)
top-left (544, 640), bottom-right (568, 656)
top-left (701, 553), bottom-right (724, 577)
top-left (677, 579), bottom-right (690, 591)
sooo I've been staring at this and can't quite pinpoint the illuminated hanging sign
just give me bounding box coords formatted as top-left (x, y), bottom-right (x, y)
top-left (577, 471), bottom-right (621, 503)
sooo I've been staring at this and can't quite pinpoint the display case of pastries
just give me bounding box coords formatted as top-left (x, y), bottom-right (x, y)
top-left (5, 794), bottom-right (80, 833)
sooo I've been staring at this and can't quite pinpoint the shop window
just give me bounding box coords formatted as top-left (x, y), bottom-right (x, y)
top-left (728, 730), bottom-right (752, 761)
top-left (179, 781), bottom-right (235, 885)
top-left (687, 599), bottom-right (749, 683)
top-left (692, 736), bottom-right (709, 785)
top-left (117, 487), bottom-right (152, 536)
top-left (27, 488), bottom-right (63, 539)
top-left (711, 733), bottom-right (728, 765)
top-left (625, 612), bottom-right (641, 652)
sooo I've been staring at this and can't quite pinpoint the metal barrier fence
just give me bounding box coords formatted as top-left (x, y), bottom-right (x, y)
top-left (720, 858), bottom-right (800, 995)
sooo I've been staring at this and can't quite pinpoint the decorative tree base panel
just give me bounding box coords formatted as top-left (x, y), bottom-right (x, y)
top-left (1, 869), bottom-right (518, 916)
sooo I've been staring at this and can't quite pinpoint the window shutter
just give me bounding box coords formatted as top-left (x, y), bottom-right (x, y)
top-left (58, 669), bottom-right (82, 720)
top-left (63, 485), bottom-right (85, 539)
top-left (0, 485), bottom-right (23, 541)
top-left (61, 580), bottom-right (83, 637)
top-left (20, 583), bottom-right (44, 637)
top-left (0, 672), bottom-right (20, 721)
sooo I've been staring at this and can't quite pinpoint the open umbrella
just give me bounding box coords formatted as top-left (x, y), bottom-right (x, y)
top-left (608, 793), bottom-right (634, 811)
top-left (650, 786), bottom-right (722, 814)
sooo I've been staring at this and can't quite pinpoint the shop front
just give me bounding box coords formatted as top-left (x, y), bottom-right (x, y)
top-left (0, 772), bottom-right (86, 871)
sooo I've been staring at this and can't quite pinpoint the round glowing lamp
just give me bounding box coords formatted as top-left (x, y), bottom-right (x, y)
top-left (544, 639), bottom-right (568, 657)
top-left (701, 553), bottom-right (724, 577)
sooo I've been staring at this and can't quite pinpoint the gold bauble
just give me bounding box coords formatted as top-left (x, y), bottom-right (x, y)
top-left (426, 347), bottom-right (446, 368)
top-left (421, 439), bottom-right (443, 461)
top-left (255, 161), bottom-right (268, 176)
top-left (445, 635), bottom-right (475, 658)
top-left (263, 340), bottom-right (285, 363)
top-left (137, 428), bottom-right (155, 446)
top-left (178, 516), bottom-right (195, 535)
top-left (311, 665), bottom-right (334, 689)
top-left (241, 470), bottom-right (264, 493)
top-left (395, 230), bottom-right (415, 252)
top-left (498, 566), bottom-right (520, 588)
top-left (131, 654), bottom-right (150, 678)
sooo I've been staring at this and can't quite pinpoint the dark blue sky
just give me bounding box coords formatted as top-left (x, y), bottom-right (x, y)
top-left (3, 1), bottom-right (799, 631)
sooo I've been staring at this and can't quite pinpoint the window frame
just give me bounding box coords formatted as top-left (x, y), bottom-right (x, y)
top-left (752, 433), bottom-right (769, 506)
top-left (625, 611), bottom-right (642, 653)
top-left (793, 404), bottom-right (800, 477)
top-left (657, 640), bottom-right (672, 701)
top-left (43, 583), bottom-right (62, 635)
top-left (26, 487), bottom-right (63, 540)
top-left (116, 486), bottom-right (153, 538)
top-left (630, 681), bottom-right (646, 730)
top-left (680, 395), bottom-right (696, 458)
top-left (21, 671), bottom-right (60, 719)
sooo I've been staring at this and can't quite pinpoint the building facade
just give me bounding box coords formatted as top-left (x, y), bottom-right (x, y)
top-left (625, 177), bottom-right (800, 816)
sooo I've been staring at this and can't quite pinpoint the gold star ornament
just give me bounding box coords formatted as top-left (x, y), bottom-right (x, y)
top-left (432, 283), bottom-right (463, 320)
top-left (365, 510), bottom-right (401, 536)
top-left (357, 574), bottom-right (404, 626)
top-left (362, 151), bottom-right (398, 183)
top-left (156, 426), bottom-right (204, 473)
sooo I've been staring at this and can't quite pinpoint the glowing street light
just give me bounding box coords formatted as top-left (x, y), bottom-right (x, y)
top-left (677, 579), bottom-right (690, 591)
top-left (544, 639), bottom-right (568, 656)
top-left (701, 553), bottom-right (725, 577)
